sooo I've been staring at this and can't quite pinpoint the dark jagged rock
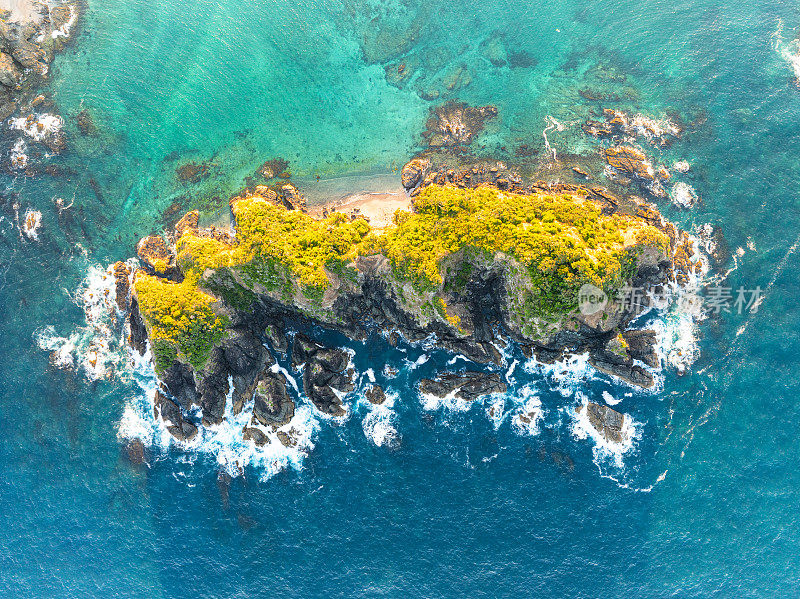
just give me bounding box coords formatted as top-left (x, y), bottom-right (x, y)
top-left (291, 333), bottom-right (325, 369)
top-left (364, 384), bottom-right (386, 405)
top-left (154, 389), bottom-right (198, 442)
top-left (197, 350), bottom-right (230, 425)
top-left (242, 425), bottom-right (269, 447)
top-left (577, 402), bottom-right (626, 444)
top-left (252, 372), bottom-right (295, 428)
top-left (264, 322), bottom-right (288, 355)
top-left (621, 329), bottom-right (659, 369)
top-left (589, 352), bottom-right (655, 389)
top-left (112, 261), bottom-right (131, 312)
top-left (419, 371), bottom-right (507, 401)
top-left (161, 361), bottom-right (198, 410)
top-left (128, 298), bottom-right (149, 357)
top-left (292, 334), bottom-right (353, 416)
top-left (221, 329), bottom-right (270, 415)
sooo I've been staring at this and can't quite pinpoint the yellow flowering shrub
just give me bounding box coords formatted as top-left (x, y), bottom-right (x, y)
top-left (134, 272), bottom-right (229, 371)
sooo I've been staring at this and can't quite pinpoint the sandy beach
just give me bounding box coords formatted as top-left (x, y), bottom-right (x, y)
top-left (300, 171), bottom-right (412, 229)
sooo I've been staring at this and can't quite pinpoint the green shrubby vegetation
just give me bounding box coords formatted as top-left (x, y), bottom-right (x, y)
top-left (380, 185), bottom-right (667, 315)
top-left (133, 185), bottom-right (669, 368)
top-left (133, 272), bottom-right (229, 372)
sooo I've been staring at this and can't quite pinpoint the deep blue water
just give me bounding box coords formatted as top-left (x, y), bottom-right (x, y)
top-left (3, 0), bottom-right (800, 596)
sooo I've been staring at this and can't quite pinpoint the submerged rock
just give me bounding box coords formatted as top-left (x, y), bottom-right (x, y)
top-left (419, 371), bottom-right (507, 402)
top-left (76, 109), bottom-right (96, 135)
top-left (422, 101), bottom-right (498, 147)
top-left (176, 161), bottom-right (211, 183)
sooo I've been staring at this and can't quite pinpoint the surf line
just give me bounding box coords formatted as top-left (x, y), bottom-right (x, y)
top-left (679, 228), bottom-right (800, 459)
top-left (543, 116), bottom-right (564, 160)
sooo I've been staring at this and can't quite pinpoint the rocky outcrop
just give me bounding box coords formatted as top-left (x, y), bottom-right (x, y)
top-left (604, 146), bottom-right (655, 181)
top-left (589, 352), bottom-right (655, 389)
top-left (621, 329), bottom-right (659, 369)
top-left (161, 361), bottom-right (198, 410)
top-left (419, 371), bottom-right (507, 401)
top-left (576, 402), bottom-right (626, 444)
top-left (293, 334), bottom-right (353, 417)
top-left (121, 126), bottom-right (703, 441)
top-left (400, 157), bottom-right (430, 190)
top-left (251, 372), bottom-right (295, 428)
top-left (364, 384), bottom-right (386, 405)
top-left (0, 52), bottom-right (20, 87)
top-left (584, 109), bottom-right (681, 147)
top-left (154, 389), bottom-right (198, 442)
top-left (136, 235), bottom-right (173, 272)
top-left (112, 261), bottom-right (131, 312)
top-left (174, 210), bottom-right (199, 237)
top-left (242, 425), bottom-right (269, 447)
top-left (0, 2), bottom-right (81, 131)
top-left (128, 298), bottom-right (149, 356)
top-left (422, 101), bottom-right (497, 147)
top-left (280, 183), bottom-right (306, 211)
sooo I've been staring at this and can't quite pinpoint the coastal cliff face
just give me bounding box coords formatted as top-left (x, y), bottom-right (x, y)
top-left (121, 169), bottom-right (700, 437)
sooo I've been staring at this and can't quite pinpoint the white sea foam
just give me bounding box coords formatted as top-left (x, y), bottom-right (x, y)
top-left (602, 390), bottom-right (622, 406)
top-left (10, 137), bottom-right (28, 169)
top-left (361, 391), bottom-right (400, 448)
top-left (9, 113), bottom-right (64, 143)
top-left (21, 208), bottom-right (41, 240)
top-left (50, 4), bottom-right (78, 39)
top-left (773, 19), bottom-right (800, 80)
top-left (405, 353), bottom-right (429, 370)
top-left (511, 388), bottom-right (543, 436)
top-left (486, 396), bottom-right (506, 429)
top-left (419, 387), bottom-right (472, 412)
top-left (627, 113), bottom-right (681, 141)
top-left (670, 181), bottom-right (698, 208)
top-left (117, 362), bottom-right (322, 481)
top-left (522, 352), bottom-right (594, 397)
top-left (36, 261), bottom-right (135, 381)
top-left (673, 160), bottom-right (691, 173)
top-left (570, 397), bottom-right (640, 468)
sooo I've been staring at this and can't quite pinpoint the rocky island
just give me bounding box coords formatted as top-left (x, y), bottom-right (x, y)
top-left (112, 118), bottom-right (702, 446)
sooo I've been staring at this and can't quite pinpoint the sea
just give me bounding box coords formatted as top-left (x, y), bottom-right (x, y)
top-left (2, 0), bottom-right (800, 596)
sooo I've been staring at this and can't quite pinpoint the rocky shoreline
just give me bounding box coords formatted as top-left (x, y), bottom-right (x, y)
top-left (106, 103), bottom-right (707, 448)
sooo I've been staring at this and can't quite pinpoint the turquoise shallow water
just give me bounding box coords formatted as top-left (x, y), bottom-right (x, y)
top-left (3, 0), bottom-right (800, 596)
